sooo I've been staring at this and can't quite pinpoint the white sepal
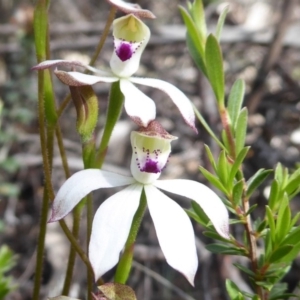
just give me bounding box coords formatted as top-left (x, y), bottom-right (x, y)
top-left (49, 169), bottom-right (135, 222)
top-left (89, 183), bottom-right (143, 279)
top-left (120, 79), bottom-right (156, 127)
top-left (54, 70), bottom-right (118, 86)
top-left (144, 185), bottom-right (198, 286)
top-left (130, 77), bottom-right (197, 132)
top-left (154, 179), bottom-right (230, 239)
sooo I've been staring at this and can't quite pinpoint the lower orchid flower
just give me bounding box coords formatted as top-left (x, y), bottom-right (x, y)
top-left (49, 121), bottom-right (229, 285)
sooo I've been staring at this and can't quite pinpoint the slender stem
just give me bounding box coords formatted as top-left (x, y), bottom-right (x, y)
top-left (59, 219), bottom-right (94, 273)
top-left (32, 190), bottom-right (50, 300)
top-left (89, 6), bottom-right (117, 67)
top-left (95, 81), bottom-right (124, 168)
top-left (55, 125), bottom-right (71, 178)
top-left (86, 194), bottom-right (94, 300)
top-left (114, 189), bottom-right (147, 283)
top-left (62, 205), bottom-right (82, 295)
top-left (57, 94), bottom-right (71, 119)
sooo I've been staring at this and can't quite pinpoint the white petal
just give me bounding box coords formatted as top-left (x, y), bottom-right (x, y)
top-left (54, 70), bottom-right (118, 86)
top-left (120, 79), bottom-right (156, 127)
top-left (89, 183), bottom-right (143, 279)
top-left (154, 179), bottom-right (229, 239)
top-left (144, 185), bottom-right (198, 285)
top-left (49, 169), bottom-right (135, 222)
top-left (130, 77), bottom-right (197, 132)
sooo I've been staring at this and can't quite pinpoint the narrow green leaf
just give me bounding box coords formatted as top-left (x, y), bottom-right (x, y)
top-left (203, 231), bottom-right (230, 242)
top-left (205, 34), bottom-right (225, 105)
top-left (232, 180), bottom-right (244, 206)
top-left (191, 200), bottom-right (210, 225)
top-left (235, 107), bottom-right (248, 155)
top-left (204, 144), bottom-right (217, 172)
top-left (221, 129), bottom-right (231, 152)
top-left (281, 226), bottom-right (300, 246)
top-left (228, 146), bottom-right (250, 184)
top-left (227, 79), bottom-right (245, 130)
top-left (226, 279), bottom-right (243, 300)
top-left (256, 219), bottom-right (267, 233)
top-left (186, 33), bottom-right (207, 74)
top-left (216, 150), bottom-right (229, 185)
top-left (185, 209), bottom-right (203, 225)
top-left (193, 105), bottom-right (226, 150)
top-left (179, 6), bottom-right (205, 58)
top-left (268, 245), bottom-right (293, 264)
top-left (290, 211), bottom-right (300, 227)
top-left (268, 180), bottom-right (279, 211)
top-left (278, 240), bottom-right (300, 263)
top-left (206, 244), bottom-right (246, 255)
top-left (190, 0), bottom-right (207, 41)
top-left (246, 204), bottom-right (257, 216)
top-left (233, 263), bottom-right (255, 277)
top-left (285, 167), bottom-right (300, 195)
top-left (246, 169), bottom-right (272, 198)
top-left (199, 166), bottom-right (228, 195)
top-left (266, 206), bottom-right (276, 243)
top-left (275, 196), bottom-right (291, 244)
top-left (215, 5), bottom-right (229, 40)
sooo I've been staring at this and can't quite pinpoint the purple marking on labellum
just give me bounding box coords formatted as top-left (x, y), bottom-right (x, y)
top-left (141, 159), bottom-right (160, 173)
top-left (116, 42), bottom-right (133, 62)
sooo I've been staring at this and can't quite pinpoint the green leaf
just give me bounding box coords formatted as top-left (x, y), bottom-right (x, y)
top-left (235, 108), bottom-right (248, 155)
top-left (190, 0), bottom-right (207, 42)
top-left (206, 244), bottom-right (246, 255)
top-left (275, 195), bottom-right (291, 244)
top-left (227, 79), bottom-right (245, 130)
top-left (281, 226), bottom-right (300, 246)
top-left (233, 263), bottom-right (255, 277)
top-left (246, 169), bottom-right (272, 198)
top-left (191, 200), bottom-right (210, 225)
top-left (203, 230), bottom-right (230, 242)
top-left (256, 220), bottom-right (267, 233)
top-left (285, 167), bottom-right (300, 195)
top-left (226, 279), bottom-right (245, 300)
top-left (290, 211), bottom-right (300, 227)
top-left (216, 150), bottom-right (229, 185)
top-left (228, 146), bottom-right (250, 185)
top-left (204, 144), bottom-right (217, 172)
top-left (179, 6), bottom-right (205, 59)
top-left (215, 5), bottom-right (229, 41)
top-left (246, 204), bottom-right (258, 216)
top-left (268, 180), bottom-right (279, 211)
top-left (199, 166), bottom-right (228, 194)
top-left (185, 209), bottom-right (204, 225)
top-left (205, 34), bottom-right (225, 105)
top-left (194, 106), bottom-right (226, 150)
top-left (232, 180), bottom-right (244, 206)
top-left (266, 206), bottom-right (276, 243)
top-left (268, 245), bottom-right (293, 263)
top-left (186, 33), bottom-right (207, 74)
top-left (278, 240), bottom-right (300, 262)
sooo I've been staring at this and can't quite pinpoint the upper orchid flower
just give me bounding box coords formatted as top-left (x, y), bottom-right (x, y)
top-left (32, 14), bottom-right (197, 132)
top-left (49, 121), bottom-right (229, 285)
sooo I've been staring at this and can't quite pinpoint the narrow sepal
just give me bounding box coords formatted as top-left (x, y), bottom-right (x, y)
top-left (89, 184), bottom-right (143, 279)
top-left (49, 169), bottom-right (135, 222)
top-left (144, 185), bottom-right (198, 285)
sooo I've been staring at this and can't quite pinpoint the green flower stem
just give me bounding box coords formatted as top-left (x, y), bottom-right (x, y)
top-left (62, 203), bottom-right (83, 295)
top-left (59, 219), bottom-right (94, 273)
top-left (95, 81), bottom-right (124, 168)
top-left (55, 126), bottom-right (71, 178)
top-left (114, 189), bottom-right (147, 283)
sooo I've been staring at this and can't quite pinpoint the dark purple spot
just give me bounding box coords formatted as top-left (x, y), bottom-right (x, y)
top-left (141, 160), bottom-right (160, 173)
top-left (116, 42), bottom-right (133, 62)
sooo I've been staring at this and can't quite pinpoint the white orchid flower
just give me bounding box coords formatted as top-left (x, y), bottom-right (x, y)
top-left (49, 121), bottom-right (229, 285)
top-left (32, 14), bottom-right (197, 132)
